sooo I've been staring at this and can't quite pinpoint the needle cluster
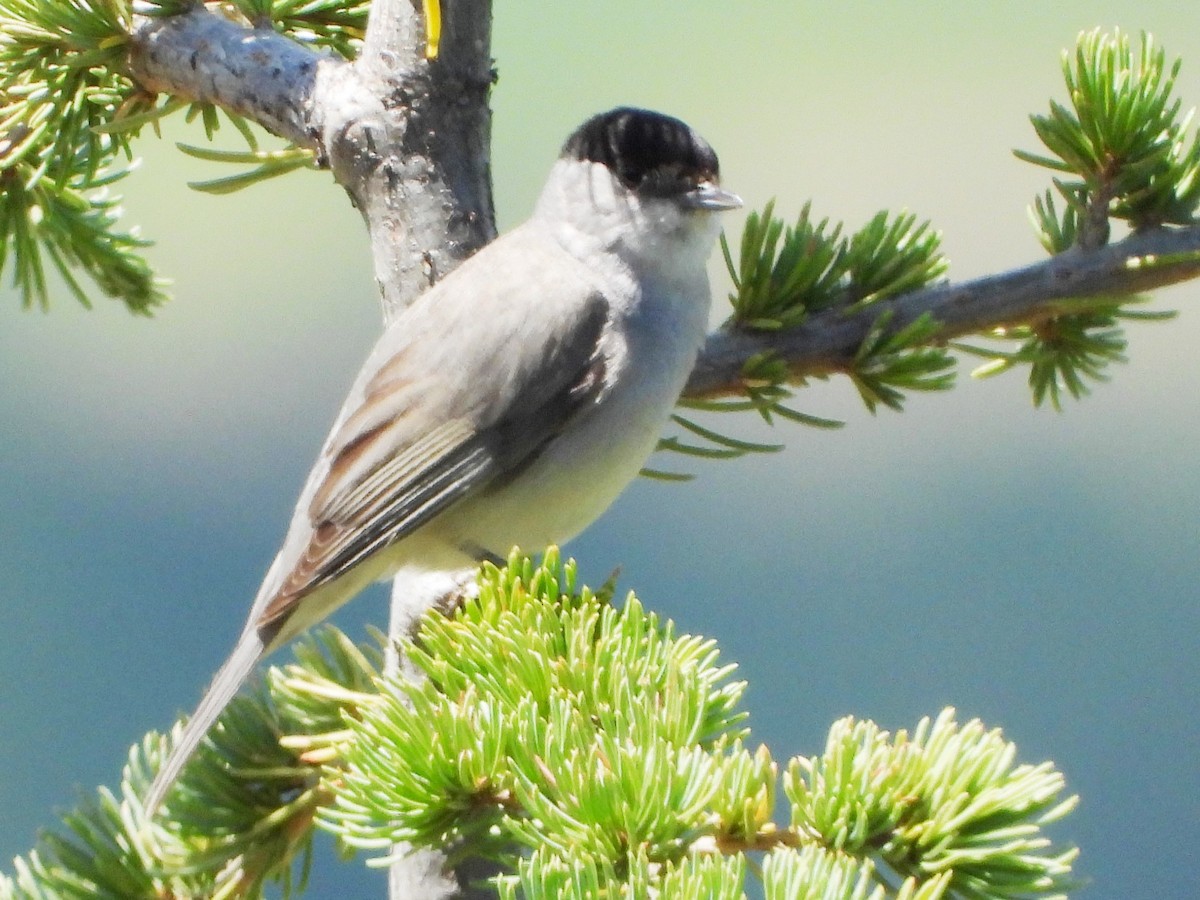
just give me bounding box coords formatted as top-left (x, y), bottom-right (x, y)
top-left (1, 552), bottom-right (1079, 899)
top-left (961, 29), bottom-right (1198, 408)
top-left (0, 0), bottom-right (368, 310)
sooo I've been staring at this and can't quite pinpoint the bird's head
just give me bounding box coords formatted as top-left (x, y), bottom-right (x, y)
top-left (538, 107), bottom-right (741, 275)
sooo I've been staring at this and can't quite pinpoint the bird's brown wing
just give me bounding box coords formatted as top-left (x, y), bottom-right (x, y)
top-left (254, 293), bottom-right (610, 631)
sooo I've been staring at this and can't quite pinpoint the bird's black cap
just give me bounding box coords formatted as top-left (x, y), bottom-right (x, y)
top-left (561, 107), bottom-right (721, 197)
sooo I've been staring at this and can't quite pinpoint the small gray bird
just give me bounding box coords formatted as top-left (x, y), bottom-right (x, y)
top-left (146, 107), bottom-right (741, 813)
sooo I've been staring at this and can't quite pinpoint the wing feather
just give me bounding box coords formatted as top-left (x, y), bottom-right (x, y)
top-left (255, 288), bottom-right (611, 630)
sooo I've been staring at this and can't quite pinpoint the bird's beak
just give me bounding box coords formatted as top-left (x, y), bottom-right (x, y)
top-left (684, 181), bottom-right (743, 211)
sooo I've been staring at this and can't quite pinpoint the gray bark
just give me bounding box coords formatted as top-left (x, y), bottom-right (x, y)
top-left (130, 1), bottom-right (496, 323)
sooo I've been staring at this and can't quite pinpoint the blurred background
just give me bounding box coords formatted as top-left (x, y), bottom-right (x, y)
top-left (2, 2), bottom-right (1197, 897)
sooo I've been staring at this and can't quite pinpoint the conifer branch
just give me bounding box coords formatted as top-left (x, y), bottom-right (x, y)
top-left (686, 223), bottom-right (1200, 399)
top-left (128, 5), bottom-right (325, 149)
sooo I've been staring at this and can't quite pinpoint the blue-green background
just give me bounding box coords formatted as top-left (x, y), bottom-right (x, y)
top-left (2, 3), bottom-right (1197, 897)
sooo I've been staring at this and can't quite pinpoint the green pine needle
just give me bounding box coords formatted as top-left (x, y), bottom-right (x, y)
top-left (850, 311), bottom-right (956, 413)
top-left (0, 0), bottom-right (160, 311)
top-left (1018, 29), bottom-right (1200, 241)
top-left (762, 846), bottom-right (951, 900)
top-left (786, 709), bottom-right (1078, 900)
top-left (324, 549), bottom-right (753, 870)
top-left (1, 552), bottom-right (1080, 898)
top-left (724, 199), bottom-right (846, 329)
top-left (955, 292), bottom-right (1172, 410)
top-left (0, 1), bottom-right (364, 313)
top-left (176, 142), bottom-right (317, 193)
top-left (719, 203), bottom-right (952, 419)
top-left (136, 626), bottom-right (382, 898)
top-left (845, 211), bottom-right (948, 307)
top-left (1001, 32), bottom-right (1193, 410)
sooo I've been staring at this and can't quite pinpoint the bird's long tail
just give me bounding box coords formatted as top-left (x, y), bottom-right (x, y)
top-left (144, 626), bottom-right (265, 816)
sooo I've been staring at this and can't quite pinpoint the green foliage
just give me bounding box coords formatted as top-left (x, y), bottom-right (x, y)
top-left (0, 736), bottom-right (194, 900)
top-left (662, 27), bottom-right (1194, 435)
top-left (961, 29), bottom-right (1193, 406)
top-left (723, 202), bottom-right (949, 329)
top-left (0, 550), bottom-right (1080, 899)
top-left (0, 0), bottom-right (165, 311)
top-left (148, 628), bottom-right (382, 897)
top-left (318, 550), bottom-right (1076, 899)
top-left (1015, 29), bottom-right (1200, 232)
top-left (497, 848), bottom-right (749, 900)
top-left (642, 407), bottom-right (795, 482)
top-left (232, 0), bottom-right (369, 58)
top-left (0, 0), bottom-right (365, 312)
top-left (722, 203), bottom-right (955, 415)
top-left (850, 312), bottom-right (956, 413)
top-left (845, 212), bottom-right (948, 307)
top-left (643, 360), bottom-right (844, 481)
top-left (762, 847), bottom-right (951, 900)
top-left (649, 204), bottom-right (951, 470)
top-left (175, 141), bottom-right (317, 193)
top-left (325, 548), bottom-right (751, 860)
top-left (0, 627), bottom-right (383, 900)
top-left (702, 28), bottom-right (1189, 416)
top-left (0, 0), bottom-right (273, 311)
top-left (0, 162), bottom-right (159, 310)
top-left (0, 628), bottom-right (380, 899)
top-left (724, 201), bottom-right (848, 330)
top-left (1028, 190), bottom-right (1079, 255)
top-left (787, 711), bottom-right (1078, 899)
top-left (956, 299), bottom-right (1174, 409)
